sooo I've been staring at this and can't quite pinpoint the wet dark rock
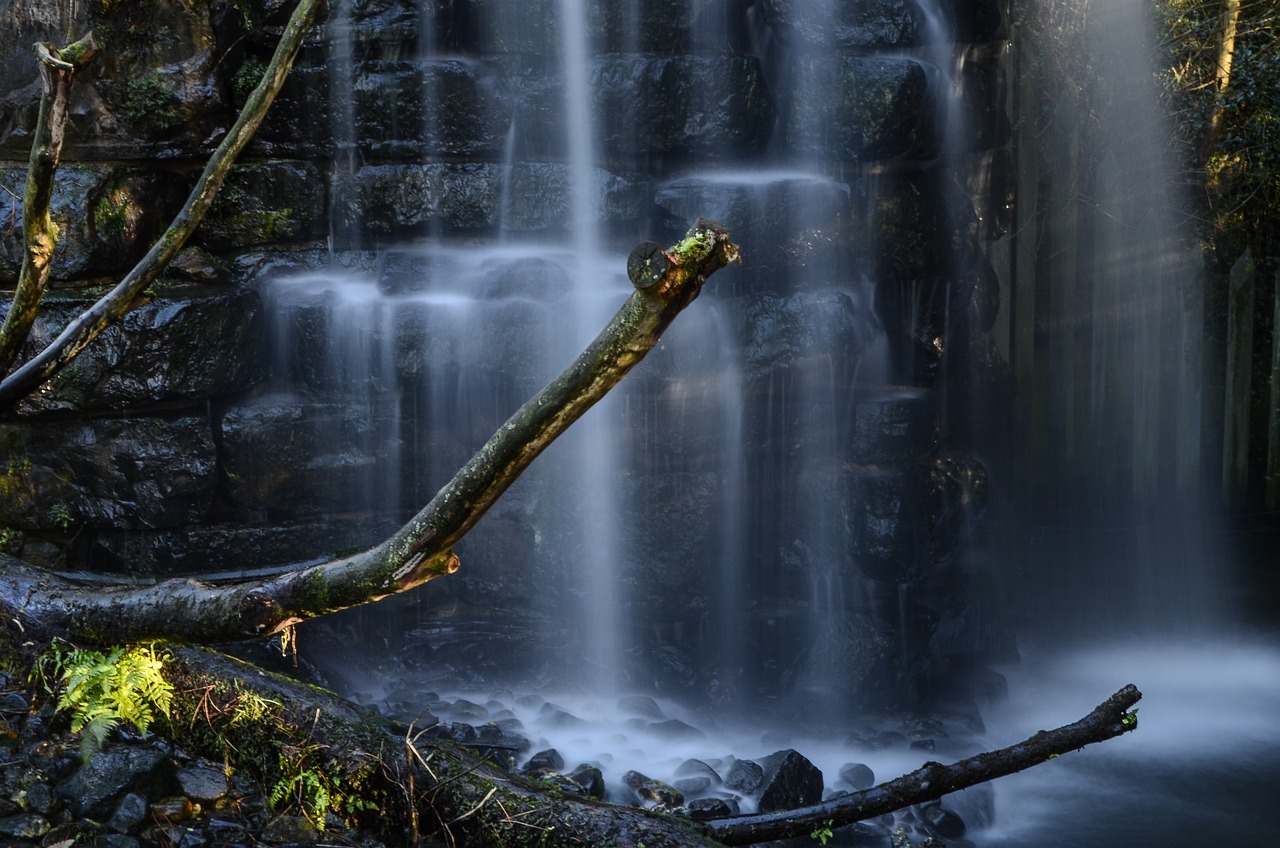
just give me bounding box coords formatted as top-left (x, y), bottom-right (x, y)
top-left (332, 163), bottom-right (500, 240)
top-left (673, 775), bottom-right (712, 797)
top-left (838, 762), bottom-right (876, 790)
top-left (108, 791), bottom-right (150, 834)
top-left (448, 723), bottom-right (478, 744)
top-left (616, 695), bottom-right (665, 720)
top-left (89, 516), bottom-right (397, 581)
top-left (0, 812), bottom-right (51, 839)
top-left (57, 745), bottom-right (180, 820)
top-left (449, 698), bottom-right (490, 721)
top-left (648, 718), bottom-right (706, 742)
top-left (674, 758), bottom-right (722, 786)
top-left (784, 57), bottom-right (935, 163)
top-left (196, 161), bottom-right (327, 250)
top-left (594, 55), bottom-right (776, 163)
top-left (686, 796), bottom-right (735, 819)
top-left (921, 802), bottom-right (967, 839)
top-left (219, 395), bottom-right (402, 516)
top-left (653, 171), bottom-right (858, 297)
top-left (354, 59), bottom-right (509, 159)
top-left (789, 616), bottom-right (894, 710)
top-left (731, 290), bottom-right (880, 389)
top-left (831, 820), bottom-right (894, 847)
top-left (176, 764), bottom-right (229, 804)
top-left (761, 0), bottom-right (922, 48)
top-left (723, 758), bottom-right (764, 793)
top-left (849, 452), bottom-right (988, 583)
top-left (567, 764), bottom-right (605, 800)
top-left (850, 389), bottom-right (939, 464)
top-left (0, 165), bottom-right (185, 284)
top-left (23, 781), bottom-right (58, 815)
top-left (523, 748), bottom-right (565, 774)
top-left (636, 778), bottom-right (684, 808)
top-left (11, 285), bottom-right (267, 413)
top-left (756, 749), bottom-right (824, 813)
top-left (169, 246), bottom-right (231, 284)
top-left (0, 414), bottom-right (218, 540)
top-left (149, 794), bottom-right (195, 824)
top-left (261, 814), bottom-right (319, 844)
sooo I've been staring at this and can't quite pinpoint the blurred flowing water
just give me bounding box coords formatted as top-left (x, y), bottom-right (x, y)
top-left (255, 0), bottom-right (1280, 844)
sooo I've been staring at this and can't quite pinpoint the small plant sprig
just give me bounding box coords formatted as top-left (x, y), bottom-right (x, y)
top-left (32, 640), bottom-right (174, 761)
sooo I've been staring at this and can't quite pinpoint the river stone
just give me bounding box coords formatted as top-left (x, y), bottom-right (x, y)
top-left (523, 749), bottom-right (565, 774)
top-left (755, 749), bottom-right (824, 812)
top-left (107, 792), bottom-right (149, 834)
top-left (177, 764), bottom-right (228, 804)
top-left (261, 814), bottom-right (319, 844)
top-left (0, 813), bottom-right (50, 839)
top-left (723, 758), bottom-right (763, 793)
top-left (567, 764), bottom-right (605, 799)
top-left (687, 797), bottom-right (735, 819)
top-left (57, 746), bottom-right (180, 820)
top-left (838, 762), bottom-right (875, 790)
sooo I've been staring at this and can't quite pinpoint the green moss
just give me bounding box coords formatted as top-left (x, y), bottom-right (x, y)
top-left (93, 187), bottom-right (135, 239)
top-left (124, 70), bottom-right (179, 133)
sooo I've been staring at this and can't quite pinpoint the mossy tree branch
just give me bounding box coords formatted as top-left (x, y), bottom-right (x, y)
top-left (0, 221), bottom-right (740, 651)
top-left (0, 33), bottom-right (100, 373)
top-left (0, 0), bottom-right (322, 407)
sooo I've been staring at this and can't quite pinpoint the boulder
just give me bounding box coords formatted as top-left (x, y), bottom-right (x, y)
top-left (756, 748), bottom-right (824, 812)
top-left (57, 746), bottom-right (180, 821)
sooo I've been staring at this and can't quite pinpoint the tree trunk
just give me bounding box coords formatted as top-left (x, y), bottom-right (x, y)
top-left (0, 0), bottom-right (322, 407)
top-left (0, 221), bottom-right (740, 653)
top-left (1200, 0), bottom-right (1241, 167)
top-left (0, 34), bottom-right (99, 373)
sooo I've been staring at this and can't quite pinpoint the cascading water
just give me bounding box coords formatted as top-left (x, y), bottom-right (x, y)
top-left (254, 0), bottom-right (1278, 843)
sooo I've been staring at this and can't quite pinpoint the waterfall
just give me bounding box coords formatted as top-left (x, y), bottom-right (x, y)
top-left (246, 1), bottom-right (1278, 842)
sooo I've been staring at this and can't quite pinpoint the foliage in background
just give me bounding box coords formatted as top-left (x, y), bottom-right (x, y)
top-left (32, 641), bottom-right (174, 760)
top-left (1159, 0), bottom-right (1280, 274)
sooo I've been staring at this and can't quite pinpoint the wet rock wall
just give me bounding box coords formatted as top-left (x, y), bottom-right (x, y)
top-left (0, 0), bottom-right (1013, 707)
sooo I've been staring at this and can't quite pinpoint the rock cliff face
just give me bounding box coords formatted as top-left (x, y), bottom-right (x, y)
top-left (0, 0), bottom-right (1013, 708)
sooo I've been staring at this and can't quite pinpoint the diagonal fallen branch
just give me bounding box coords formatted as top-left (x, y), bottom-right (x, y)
top-left (0, 221), bottom-right (740, 651)
top-left (706, 684), bottom-right (1144, 845)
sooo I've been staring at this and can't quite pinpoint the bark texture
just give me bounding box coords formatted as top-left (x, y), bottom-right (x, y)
top-left (0, 0), bottom-right (321, 407)
top-left (0, 33), bottom-right (99, 373)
